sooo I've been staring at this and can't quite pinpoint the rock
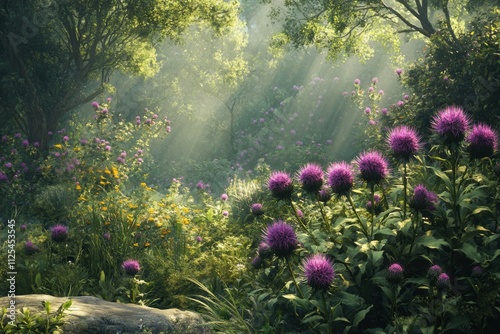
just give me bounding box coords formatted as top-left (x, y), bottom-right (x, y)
top-left (1, 294), bottom-right (210, 334)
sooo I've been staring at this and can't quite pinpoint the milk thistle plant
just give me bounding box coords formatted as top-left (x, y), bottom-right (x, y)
top-left (191, 104), bottom-right (500, 333)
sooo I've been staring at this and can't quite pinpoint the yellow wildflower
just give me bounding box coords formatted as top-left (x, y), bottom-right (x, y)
top-left (133, 243), bottom-right (138, 247)
top-left (54, 144), bottom-right (63, 149)
top-left (144, 242), bottom-right (151, 247)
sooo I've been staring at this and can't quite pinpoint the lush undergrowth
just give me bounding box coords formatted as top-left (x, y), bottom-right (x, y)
top-left (1, 97), bottom-right (499, 333)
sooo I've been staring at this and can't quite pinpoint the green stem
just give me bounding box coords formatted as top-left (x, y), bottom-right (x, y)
top-left (286, 258), bottom-right (304, 299)
top-left (408, 212), bottom-right (420, 255)
top-left (321, 292), bottom-right (332, 334)
top-left (290, 199), bottom-right (319, 245)
top-left (369, 184), bottom-right (376, 239)
top-left (403, 162), bottom-right (408, 220)
top-left (316, 195), bottom-right (331, 233)
top-left (347, 195), bottom-right (370, 239)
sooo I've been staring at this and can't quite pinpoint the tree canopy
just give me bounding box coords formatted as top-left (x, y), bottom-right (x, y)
top-left (0, 0), bottom-right (238, 150)
top-left (263, 0), bottom-right (497, 59)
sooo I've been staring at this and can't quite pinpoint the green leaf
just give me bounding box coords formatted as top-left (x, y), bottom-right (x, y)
top-left (458, 243), bottom-right (483, 263)
top-left (415, 235), bottom-right (449, 250)
top-left (353, 305), bottom-right (373, 327)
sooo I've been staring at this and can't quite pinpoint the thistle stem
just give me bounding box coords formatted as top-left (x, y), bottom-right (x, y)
top-left (403, 162), bottom-right (408, 220)
top-left (347, 195), bottom-right (370, 240)
top-left (290, 199), bottom-right (319, 245)
top-left (286, 257), bottom-right (304, 299)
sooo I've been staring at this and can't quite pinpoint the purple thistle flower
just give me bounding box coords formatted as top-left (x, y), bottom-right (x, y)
top-left (50, 224), bottom-right (68, 242)
top-left (431, 106), bottom-right (471, 144)
top-left (251, 203), bottom-right (264, 216)
top-left (0, 172), bottom-right (8, 183)
top-left (122, 259), bottom-right (141, 276)
top-left (222, 210), bottom-right (229, 217)
top-left (20, 224), bottom-right (27, 232)
top-left (257, 241), bottom-right (273, 259)
top-left (91, 101), bottom-right (99, 108)
top-left (268, 171), bottom-right (293, 200)
top-left (24, 241), bottom-right (39, 255)
top-left (327, 162), bottom-right (354, 197)
top-left (386, 263), bottom-right (404, 284)
top-left (354, 79), bottom-right (361, 85)
top-left (251, 256), bottom-right (264, 269)
top-left (318, 186), bottom-right (332, 203)
top-left (410, 185), bottom-right (438, 212)
top-left (103, 233), bottom-right (111, 240)
top-left (471, 265), bottom-right (483, 278)
top-left (466, 123), bottom-right (498, 159)
top-left (297, 163), bottom-right (324, 193)
top-left (388, 125), bottom-right (421, 161)
top-left (436, 273), bottom-right (450, 290)
top-left (356, 151), bottom-right (389, 185)
top-left (196, 181), bottom-right (205, 190)
top-left (221, 193), bottom-right (228, 201)
top-left (22, 139), bottom-right (29, 147)
top-left (264, 220), bottom-right (297, 257)
top-left (303, 254), bottom-right (335, 290)
top-left (427, 265), bottom-right (443, 280)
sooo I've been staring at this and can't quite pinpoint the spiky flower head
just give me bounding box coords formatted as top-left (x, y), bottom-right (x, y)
top-left (257, 241), bottom-right (273, 259)
top-left (24, 241), bottom-right (39, 255)
top-left (268, 171), bottom-right (293, 200)
top-left (318, 186), bottom-right (332, 203)
top-left (436, 273), bottom-right (450, 290)
top-left (50, 224), bottom-right (68, 242)
top-left (122, 259), bottom-right (141, 276)
top-left (427, 265), bottom-right (443, 281)
top-left (264, 220), bottom-right (297, 257)
top-left (297, 163), bottom-right (324, 193)
top-left (386, 263), bottom-right (404, 284)
top-left (251, 203), bottom-right (264, 216)
top-left (466, 123), bottom-right (498, 159)
top-left (303, 254), bottom-right (335, 290)
top-left (410, 185), bottom-right (438, 212)
top-left (388, 125), bottom-right (421, 161)
top-left (355, 151), bottom-right (389, 185)
top-left (431, 106), bottom-right (470, 144)
top-left (327, 162), bottom-right (354, 196)
top-left (471, 265), bottom-right (483, 278)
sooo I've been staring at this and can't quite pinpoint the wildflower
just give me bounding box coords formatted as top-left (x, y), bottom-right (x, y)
top-left (365, 107), bottom-right (371, 114)
top-left (471, 265), bottom-right (483, 278)
top-left (104, 145), bottom-right (111, 151)
top-left (356, 151), bottom-right (389, 185)
top-left (296, 209), bottom-right (303, 217)
top-left (222, 210), bottom-right (229, 217)
top-left (4, 162), bottom-right (12, 168)
top-left (22, 139), bottom-right (29, 147)
top-left (318, 186), bottom-right (332, 203)
top-left (297, 163), bottom-right (324, 193)
top-left (431, 106), bottom-right (470, 144)
top-left (466, 123), bottom-right (498, 159)
top-left (386, 263), bottom-right (404, 284)
top-left (257, 242), bottom-right (273, 259)
top-left (436, 273), bottom-right (450, 290)
top-left (91, 101), bottom-right (99, 108)
top-left (303, 254), bottom-right (335, 290)
top-left (264, 220), bottom-right (297, 257)
top-left (50, 224), bottom-right (68, 242)
top-left (166, 126), bottom-right (171, 133)
top-left (327, 162), bottom-right (354, 197)
top-left (395, 68), bottom-right (403, 76)
top-left (221, 193), bottom-right (228, 201)
top-left (196, 181), bottom-right (205, 190)
top-left (24, 241), bottom-right (39, 255)
top-left (388, 125), bottom-right (421, 161)
top-left (366, 194), bottom-right (381, 212)
top-left (0, 173), bottom-right (8, 182)
top-left (251, 203), bottom-right (264, 216)
top-left (354, 79), bottom-right (361, 85)
top-left (427, 265), bottom-right (442, 281)
top-left (381, 108), bottom-right (388, 115)
top-left (251, 256), bottom-right (264, 269)
top-left (20, 224), bottom-right (27, 232)
top-left (268, 171), bottom-right (293, 200)
top-left (122, 259), bottom-right (141, 276)
top-left (195, 236), bottom-right (202, 242)
top-left (63, 136), bottom-right (69, 142)
top-left (410, 185), bottom-right (438, 212)
top-left (103, 233), bottom-right (111, 240)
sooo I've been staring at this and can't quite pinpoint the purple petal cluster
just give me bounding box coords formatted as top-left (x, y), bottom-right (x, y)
top-left (410, 185), bottom-right (438, 212)
top-left (122, 259), bottom-right (141, 276)
top-left (466, 123), bottom-right (498, 159)
top-left (303, 254), bottom-right (335, 290)
top-left (250, 203), bottom-right (264, 216)
top-left (50, 224), bottom-right (68, 242)
top-left (264, 220), bottom-right (297, 257)
top-left (327, 162), bottom-right (354, 196)
top-left (436, 273), bottom-right (450, 290)
top-left (386, 263), bottom-right (404, 284)
top-left (431, 106), bottom-right (470, 144)
top-left (388, 125), bottom-right (421, 161)
top-left (297, 163), bottom-right (324, 193)
top-left (318, 186), bottom-right (332, 203)
top-left (24, 241), bottom-right (40, 255)
top-left (268, 171), bottom-right (293, 200)
top-left (356, 151), bottom-right (389, 185)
